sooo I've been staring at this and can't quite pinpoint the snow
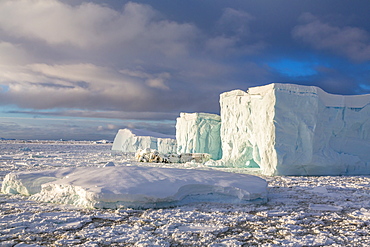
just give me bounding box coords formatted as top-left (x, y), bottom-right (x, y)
top-left (2, 141), bottom-right (370, 246)
top-left (3, 166), bottom-right (267, 209)
top-left (218, 83), bottom-right (370, 175)
top-left (111, 128), bottom-right (177, 154)
top-left (176, 112), bottom-right (222, 160)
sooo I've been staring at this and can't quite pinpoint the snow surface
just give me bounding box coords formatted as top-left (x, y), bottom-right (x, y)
top-left (112, 128), bottom-right (177, 154)
top-left (3, 166), bottom-right (267, 209)
top-left (176, 112), bottom-right (222, 160)
top-left (2, 141), bottom-right (370, 246)
top-left (217, 83), bottom-right (370, 176)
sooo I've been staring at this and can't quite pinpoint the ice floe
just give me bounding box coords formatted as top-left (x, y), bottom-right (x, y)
top-left (2, 166), bottom-right (267, 209)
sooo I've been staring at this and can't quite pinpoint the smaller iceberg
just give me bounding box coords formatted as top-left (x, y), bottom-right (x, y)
top-left (112, 128), bottom-right (177, 154)
top-left (176, 112), bottom-right (221, 160)
top-left (2, 166), bottom-right (267, 209)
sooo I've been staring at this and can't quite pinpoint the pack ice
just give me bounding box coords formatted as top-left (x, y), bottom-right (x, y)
top-left (218, 83), bottom-right (370, 176)
top-left (1, 166), bottom-right (267, 209)
top-left (112, 129), bottom-right (177, 154)
top-left (176, 113), bottom-right (221, 160)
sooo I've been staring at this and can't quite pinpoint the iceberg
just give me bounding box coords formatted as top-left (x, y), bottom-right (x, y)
top-left (176, 113), bottom-right (222, 160)
top-left (2, 166), bottom-right (268, 209)
top-left (219, 83), bottom-right (370, 176)
top-left (112, 129), bottom-right (177, 154)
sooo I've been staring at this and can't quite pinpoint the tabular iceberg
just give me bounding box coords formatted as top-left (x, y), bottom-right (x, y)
top-left (112, 129), bottom-right (177, 154)
top-left (176, 113), bottom-right (221, 160)
top-left (219, 83), bottom-right (370, 176)
top-left (2, 166), bottom-right (268, 209)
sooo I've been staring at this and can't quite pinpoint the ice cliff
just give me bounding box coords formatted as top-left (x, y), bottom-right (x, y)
top-left (176, 113), bottom-right (221, 160)
top-left (112, 129), bottom-right (177, 154)
top-left (219, 83), bottom-right (370, 176)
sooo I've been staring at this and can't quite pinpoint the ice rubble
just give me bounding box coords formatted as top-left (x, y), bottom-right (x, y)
top-left (112, 129), bottom-right (177, 154)
top-left (218, 83), bottom-right (370, 176)
top-left (1, 166), bottom-right (267, 209)
top-left (135, 148), bottom-right (211, 163)
top-left (176, 113), bottom-right (221, 160)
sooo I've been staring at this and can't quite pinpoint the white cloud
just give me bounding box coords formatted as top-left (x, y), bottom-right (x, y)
top-left (292, 13), bottom-right (370, 62)
top-left (0, 0), bottom-right (197, 54)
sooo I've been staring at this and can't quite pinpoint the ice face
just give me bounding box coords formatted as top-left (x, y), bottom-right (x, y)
top-left (219, 87), bottom-right (276, 172)
top-left (112, 129), bottom-right (177, 154)
top-left (219, 83), bottom-right (370, 176)
top-left (1, 168), bottom-right (75, 195)
top-left (274, 84), bottom-right (370, 175)
top-left (176, 113), bottom-right (222, 160)
top-left (3, 166), bottom-right (268, 209)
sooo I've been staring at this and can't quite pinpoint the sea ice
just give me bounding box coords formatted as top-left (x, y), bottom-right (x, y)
top-left (112, 129), bottom-right (177, 154)
top-left (2, 166), bottom-right (267, 209)
top-left (176, 113), bottom-right (221, 160)
top-left (218, 83), bottom-right (370, 176)
top-left (1, 168), bottom-right (74, 195)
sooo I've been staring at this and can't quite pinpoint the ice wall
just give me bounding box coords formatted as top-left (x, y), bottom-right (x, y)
top-left (219, 86), bottom-right (276, 172)
top-left (219, 83), bottom-right (370, 176)
top-left (274, 84), bottom-right (370, 175)
top-left (176, 113), bottom-right (221, 160)
top-left (112, 129), bottom-right (177, 154)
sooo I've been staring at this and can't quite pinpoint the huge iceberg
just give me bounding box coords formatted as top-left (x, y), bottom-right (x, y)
top-left (2, 166), bottom-right (267, 209)
top-left (176, 113), bottom-right (221, 160)
top-left (219, 83), bottom-right (370, 176)
top-left (112, 129), bottom-right (177, 154)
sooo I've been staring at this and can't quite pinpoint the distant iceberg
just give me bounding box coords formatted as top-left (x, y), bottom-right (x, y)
top-left (112, 129), bottom-right (177, 154)
top-left (2, 166), bottom-right (268, 209)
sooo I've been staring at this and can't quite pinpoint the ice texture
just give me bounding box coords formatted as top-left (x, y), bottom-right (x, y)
top-left (176, 113), bottom-right (221, 160)
top-left (112, 129), bottom-right (177, 154)
top-left (219, 83), bottom-right (370, 176)
top-left (2, 166), bottom-right (267, 209)
top-left (1, 168), bottom-right (74, 195)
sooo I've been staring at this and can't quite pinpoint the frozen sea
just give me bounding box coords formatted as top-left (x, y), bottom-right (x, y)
top-left (1, 141), bottom-right (370, 246)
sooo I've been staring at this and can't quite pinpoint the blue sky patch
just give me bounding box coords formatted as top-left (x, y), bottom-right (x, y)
top-left (268, 59), bottom-right (319, 77)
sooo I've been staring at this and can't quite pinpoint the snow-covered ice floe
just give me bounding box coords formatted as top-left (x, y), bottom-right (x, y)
top-left (111, 129), bottom-right (177, 154)
top-left (217, 83), bottom-right (370, 176)
top-left (2, 166), bottom-right (267, 209)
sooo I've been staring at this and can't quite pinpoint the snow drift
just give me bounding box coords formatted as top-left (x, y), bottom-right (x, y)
top-left (2, 166), bottom-right (267, 209)
top-left (176, 113), bottom-right (221, 160)
top-left (112, 129), bottom-right (177, 154)
top-left (218, 83), bottom-right (370, 176)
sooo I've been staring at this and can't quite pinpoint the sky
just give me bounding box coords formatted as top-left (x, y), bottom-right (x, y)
top-left (0, 0), bottom-right (370, 140)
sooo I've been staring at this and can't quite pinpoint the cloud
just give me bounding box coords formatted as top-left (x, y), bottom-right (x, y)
top-left (7, 109), bottom-right (179, 121)
top-left (0, 63), bottom-right (153, 109)
top-left (217, 8), bottom-right (254, 38)
top-left (0, 0), bottom-right (197, 55)
top-left (205, 8), bottom-right (264, 56)
top-left (0, 1), bottom-right (239, 114)
top-left (120, 69), bottom-right (170, 90)
top-left (292, 13), bottom-right (370, 62)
